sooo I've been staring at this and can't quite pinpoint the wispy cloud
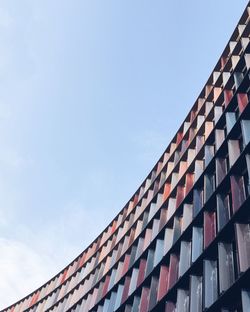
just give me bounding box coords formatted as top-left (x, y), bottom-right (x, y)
top-left (0, 238), bottom-right (55, 309)
top-left (0, 198), bottom-right (103, 310)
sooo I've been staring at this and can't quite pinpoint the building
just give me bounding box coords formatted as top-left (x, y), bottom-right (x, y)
top-left (3, 2), bottom-right (250, 312)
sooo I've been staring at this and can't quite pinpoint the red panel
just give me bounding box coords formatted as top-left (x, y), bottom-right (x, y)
top-left (29, 291), bottom-right (40, 307)
top-left (122, 276), bottom-right (131, 304)
top-left (137, 258), bottom-right (147, 287)
top-left (122, 254), bottom-right (130, 277)
top-left (237, 93), bottom-right (248, 113)
top-left (163, 183), bottom-right (171, 202)
top-left (78, 252), bottom-right (86, 269)
top-left (102, 275), bottom-right (110, 297)
top-left (179, 161), bottom-right (187, 177)
top-left (111, 220), bottom-right (117, 234)
top-left (176, 132), bottom-right (183, 145)
top-left (139, 287), bottom-right (150, 312)
top-left (185, 173), bottom-right (194, 196)
top-left (176, 185), bottom-right (185, 208)
top-left (224, 89), bottom-right (233, 107)
top-left (204, 211), bottom-right (216, 248)
top-left (157, 265), bottom-right (169, 302)
top-left (133, 194), bottom-right (139, 208)
top-left (60, 269), bottom-right (68, 284)
top-left (167, 254), bottom-right (179, 290)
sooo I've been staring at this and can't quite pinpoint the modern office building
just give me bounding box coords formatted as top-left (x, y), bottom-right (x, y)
top-left (3, 2), bottom-right (250, 312)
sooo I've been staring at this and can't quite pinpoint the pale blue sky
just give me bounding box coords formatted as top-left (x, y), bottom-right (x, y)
top-left (0, 0), bottom-right (247, 308)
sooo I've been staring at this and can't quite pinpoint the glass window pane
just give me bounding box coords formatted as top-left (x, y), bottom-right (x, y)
top-left (218, 242), bottom-right (235, 293)
top-left (204, 259), bottom-right (218, 309)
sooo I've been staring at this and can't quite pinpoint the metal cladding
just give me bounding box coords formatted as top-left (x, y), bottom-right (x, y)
top-left (3, 2), bottom-right (250, 312)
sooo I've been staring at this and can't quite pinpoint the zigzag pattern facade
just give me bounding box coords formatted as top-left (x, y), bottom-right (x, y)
top-left (3, 2), bottom-right (250, 311)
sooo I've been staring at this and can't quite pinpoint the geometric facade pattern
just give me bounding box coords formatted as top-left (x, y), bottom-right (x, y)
top-left (3, 2), bottom-right (250, 311)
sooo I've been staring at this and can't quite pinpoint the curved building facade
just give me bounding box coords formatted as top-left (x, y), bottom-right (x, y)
top-left (3, 2), bottom-right (250, 312)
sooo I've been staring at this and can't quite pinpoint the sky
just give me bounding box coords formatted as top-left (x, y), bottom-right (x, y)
top-left (0, 0), bottom-right (248, 309)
